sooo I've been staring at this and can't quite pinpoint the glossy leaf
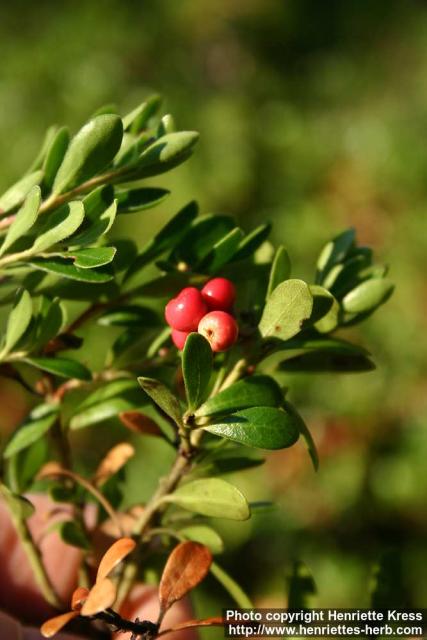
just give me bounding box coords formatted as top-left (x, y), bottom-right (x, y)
top-left (24, 356), bottom-right (92, 380)
top-left (1, 289), bottom-right (32, 357)
top-left (53, 114), bottom-right (123, 194)
top-left (196, 375), bottom-right (283, 418)
top-left (279, 351), bottom-right (375, 373)
top-left (0, 170), bottom-right (43, 212)
top-left (42, 127), bottom-right (70, 190)
top-left (133, 131), bottom-right (199, 178)
top-left (116, 187), bottom-right (170, 214)
top-left (342, 278), bottom-right (394, 314)
top-left (80, 577), bottom-right (117, 616)
top-left (30, 201), bottom-right (84, 253)
top-left (40, 611), bottom-right (79, 638)
top-left (0, 186), bottom-right (41, 257)
top-left (138, 376), bottom-right (182, 426)
top-left (182, 333), bottom-right (212, 412)
top-left (159, 541), bottom-right (212, 614)
top-left (267, 245), bottom-right (291, 298)
top-left (3, 407), bottom-right (58, 458)
top-left (29, 257), bottom-right (114, 282)
top-left (94, 442), bottom-right (135, 485)
top-left (164, 478), bottom-right (250, 520)
top-left (67, 246), bottom-right (116, 269)
top-left (259, 279), bottom-right (313, 341)
top-left (204, 406), bottom-right (300, 450)
top-left (96, 537), bottom-right (136, 582)
top-left (179, 525), bottom-right (224, 554)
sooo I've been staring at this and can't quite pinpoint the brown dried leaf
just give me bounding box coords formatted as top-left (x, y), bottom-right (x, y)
top-left (37, 461), bottom-right (64, 479)
top-left (157, 616), bottom-right (224, 636)
top-left (99, 505), bottom-right (145, 538)
top-left (96, 537), bottom-right (136, 582)
top-left (80, 577), bottom-right (117, 616)
top-left (159, 541), bottom-right (212, 615)
top-left (94, 442), bottom-right (135, 486)
top-left (40, 611), bottom-right (79, 637)
top-left (119, 411), bottom-right (164, 437)
top-left (71, 586), bottom-right (89, 610)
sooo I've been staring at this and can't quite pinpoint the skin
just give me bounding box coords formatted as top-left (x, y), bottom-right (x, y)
top-left (0, 496), bottom-right (197, 640)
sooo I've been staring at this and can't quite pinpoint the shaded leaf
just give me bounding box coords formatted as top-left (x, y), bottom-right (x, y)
top-left (199, 227), bottom-right (244, 272)
top-left (53, 114), bottom-right (123, 194)
top-left (40, 611), bottom-right (79, 638)
top-left (182, 333), bottom-right (212, 412)
top-left (231, 223), bottom-right (271, 262)
top-left (210, 562), bottom-right (253, 608)
top-left (29, 257), bottom-right (114, 282)
top-left (0, 186), bottom-right (41, 257)
top-left (122, 95), bottom-right (162, 132)
top-left (164, 478), bottom-right (250, 520)
top-left (287, 561), bottom-right (317, 608)
top-left (267, 245), bottom-right (291, 298)
top-left (157, 617), bottom-right (224, 637)
top-left (98, 305), bottom-right (159, 328)
top-left (204, 406), bottom-right (300, 450)
top-left (24, 356), bottom-right (92, 380)
top-left (308, 284), bottom-right (339, 333)
top-left (179, 525), bottom-right (224, 554)
top-left (71, 586), bottom-right (90, 610)
top-left (279, 351), bottom-right (375, 373)
top-left (94, 442), bottom-right (135, 485)
top-left (119, 411), bottom-right (164, 438)
top-left (30, 201), bottom-right (85, 253)
top-left (159, 541), bottom-right (212, 614)
top-left (67, 246), bottom-right (116, 269)
top-left (132, 131), bottom-right (199, 178)
top-left (138, 376), bottom-right (182, 426)
top-left (3, 407), bottom-right (58, 458)
top-left (259, 279), bottom-right (313, 341)
top-left (58, 520), bottom-right (90, 550)
top-left (316, 228), bottom-right (355, 283)
top-left (116, 187), bottom-right (170, 214)
top-left (42, 127), bottom-right (70, 191)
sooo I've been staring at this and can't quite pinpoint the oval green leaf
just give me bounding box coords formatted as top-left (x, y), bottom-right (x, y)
top-left (196, 375), bottom-right (283, 418)
top-left (24, 356), bottom-right (92, 381)
top-left (0, 186), bottom-right (41, 257)
top-left (182, 333), bottom-right (212, 412)
top-left (342, 278), bottom-right (394, 314)
top-left (3, 408), bottom-right (58, 458)
top-left (259, 279), bottom-right (313, 341)
top-left (164, 478), bottom-right (250, 521)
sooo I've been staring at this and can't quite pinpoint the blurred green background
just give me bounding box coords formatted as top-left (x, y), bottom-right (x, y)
top-left (0, 0), bottom-right (426, 620)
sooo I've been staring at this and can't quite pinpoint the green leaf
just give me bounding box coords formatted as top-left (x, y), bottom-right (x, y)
top-left (122, 95), bottom-right (162, 132)
top-left (69, 380), bottom-right (144, 430)
top-left (210, 562), bottom-right (253, 607)
top-left (29, 257), bottom-right (114, 283)
top-left (116, 187), bottom-right (170, 214)
top-left (69, 200), bottom-right (117, 247)
top-left (284, 401), bottom-right (318, 471)
top-left (231, 223), bottom-right (271, 262)
top-left (316, 228), bottom-right (355, 283)
top-left (125, 201), bottom-right (198, 281)
top-left (267, 245), bottom-right (291, 298)
top-left (204, 406), bottom-right (300, 450)
top-left (371, 550), bottom-right (406, 608)
top-left (287, 561), bottom-right (317, 608)
top-left (42, 127), bottom-right (70, 191)
top-left (342, 278), bottom-right (394, 314)
top-left (27, 126), bottom-right (58, 173)
top-left (3, 407), bottom-right (58, 458)
top-left (259, 279), bottom-right (313, 341)
top-left (67, 246), bottom-right (116, 269)
top-left (58, 520), bottom-right (91, 550)
top-left (24, 356), bottom-right (92, 381)
top-left (279, 351), bottom-right (375, 373)
top-left (33, 297), bottom-right (66, 349)
top-left (98, 305), bottom-right (160, 328)
top-left (157, 114), bottom-right (176, 136)
top-left (1, 289), bottom-right (32, 357)
top-left (171, 214), bottom-right (235, 267)
top-left (0, 186), bottom-right (41, 257)
top-left (82, 184), bottom-right (115, 218)
top-left (270, 335), bottom-right (370, 356)
top-left (138, 376), bottom-right (182, 426)
top-left (53, 114), bottom-right (123, 194)
top-left (196, 375), bottom-right (283, 418)
top-left (0, 170), bottom-right (43, 213)
top-left (198, 454), bottom-right (264, 476)
top-left (30, 201), bottom-right (85, 253)
top-left (132, 131), bottom-right (199, 178)
top-left (179, 525), bottom-right (224, 554)
top-left (182, 333), bottom-right (213, 412)
top-left (164, 478), bottom-right (250, 520)
top-left (308, 285), bottom-right (339, 334)
top-left (6, 438), bottom-right (49, 492)
top-left (0, 484), bottom-right (35, 519)
top-left (199, 227), bottom-right (244, 272)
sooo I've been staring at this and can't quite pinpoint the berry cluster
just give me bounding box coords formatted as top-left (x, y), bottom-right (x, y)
top-left (165, 277), bottom-right (238, 352)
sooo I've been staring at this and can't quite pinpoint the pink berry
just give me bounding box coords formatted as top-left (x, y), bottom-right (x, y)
top-left (165, 287), bottom-right (208, 332)
top-left (198, 311), bottom-right (238, 353)
top-left (201, 277), bottom-right (236, 311)
top-left (171, 329), bottom-right (189, 350)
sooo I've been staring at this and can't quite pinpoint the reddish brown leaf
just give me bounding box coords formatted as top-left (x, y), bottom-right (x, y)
top-left (157, 616), bottom-right (224, 636)
top-left (94, 442), bottom-right (135, 486)
top-left (96, 536), bottom-right (136, 582)
top-left (37, 461), bottom-right (64, 479)
top-left (80, 577), bottom-right (117, 616)
top-left (71, 586), bottom-right (89, 610)
top-left (99, 505), bottom-right (145, 538)
top-left (40, 611), bottom-right (79, 637)
top-left (119, 411), bottom-right (164, 437)
top-left (159, 541), bottom-right (212, 615)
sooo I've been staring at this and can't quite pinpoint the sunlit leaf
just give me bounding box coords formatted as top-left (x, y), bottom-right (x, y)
top-left (40, 611), bottom-right (79, 638)
top-left (1, 288), bottom-right (32, 357)
top-left (0, 185), bottom-right (41, 257)
top-left (80, 577), bottom-right (117, 616)
top-left (259, 279), bottom-right (313, 341)
top-left (164, 478), bottom-right (250, 520)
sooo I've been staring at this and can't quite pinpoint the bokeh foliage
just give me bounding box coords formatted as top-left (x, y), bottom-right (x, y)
top-left (0, 0), bottom-right (426, 619)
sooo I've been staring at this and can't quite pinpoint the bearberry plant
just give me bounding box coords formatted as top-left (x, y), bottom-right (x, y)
top-left (0, 96), bottom-right (394, 638)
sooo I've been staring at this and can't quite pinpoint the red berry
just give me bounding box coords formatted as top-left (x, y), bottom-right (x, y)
top-left (165, 287), bottom-right (208, 332)
top-left (201, 277), bottom-right (236, 311)
top-left (171, 329), bottom-right (189, 350)
top-left (198, 311), bottom-right (238, 352)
